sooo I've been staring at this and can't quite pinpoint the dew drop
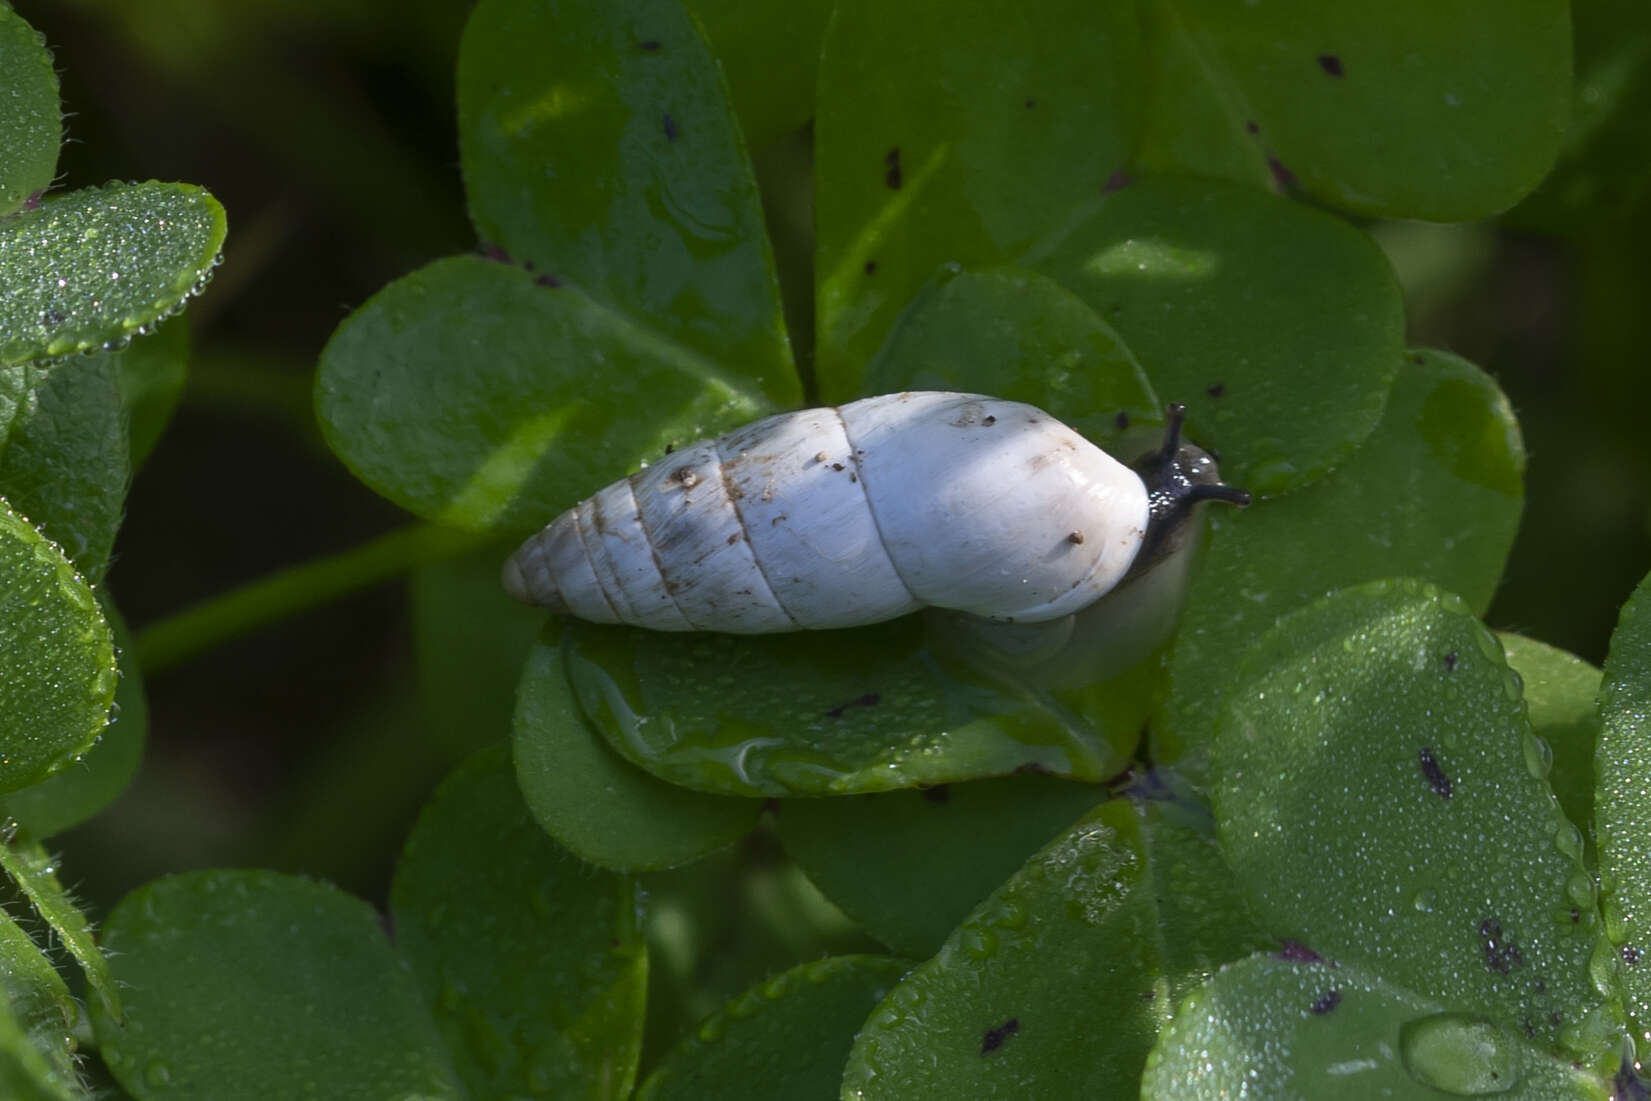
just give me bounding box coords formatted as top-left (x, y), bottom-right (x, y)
top-left (1412, 888), bottom-right (1437, 914)
top-left (1521, 732), bottom-right (1554, 780)
top-left (144, 1059), bottom-right (174, 1088)
top-left (1588, 936), bottom-right (1623, 999)
top-left (961, 925), bottom-right (997, 961)
top-left (1554, 822), bottom-right (1584, 862)
top-left (1567, 871), bottom-right (1598, 910)
top-left (1605, 899), bottom-right (1628, 944)
top-left (1399, 1013), bottom-right (1521, 1095)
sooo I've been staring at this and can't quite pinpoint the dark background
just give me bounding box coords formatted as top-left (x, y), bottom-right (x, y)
top-left (12, 0), bottom-right (1651, 917)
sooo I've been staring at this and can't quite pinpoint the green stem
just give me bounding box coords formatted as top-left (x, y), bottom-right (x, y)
top-left (134, 522), bottom-right (491, 676)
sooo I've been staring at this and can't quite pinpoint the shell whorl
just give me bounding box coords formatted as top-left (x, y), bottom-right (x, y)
top-left (503, 392), bottom-right (1153, 633)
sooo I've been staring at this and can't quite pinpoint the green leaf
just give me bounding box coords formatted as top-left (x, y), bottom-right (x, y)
top-left (1597, 570), bottom-right (1651, 1043)
top-left (814, 0), bottom-right (1146, 395)
top-left (832, 794), bottom-right (1263, 1096)
top-left (637, 955), bottom-right (909, 1101)
top-left (1501, 633), bottom-right (1602, 868)
top-left (861, 267), bottom-right (1159, 441)
top-left (391, 747), bottom-right (647, 1100)
top-left (841, 801), bottom-right (1161, 1097)
top-left (561, 612), bottom-right (1148, 796)
top-left (686, 0), bottom-right (831, 151)
top-left (1214, 579), bottom-right (1622, 1071)
top-left (457, 0), bottom-right (796, 401)
top-left (0, 910), bottom-right (82, 1098)
top-left (317, 255), bottom-right (778, 532)
top-left (1142, 2), bottom-right (1570, 220)
top-left (0, 182), bottom-right (225, 367)
top-left (114, 317), bottom-right (188, 471)
top-left (92, 870), bottom-right (463, 1101)
top-left (411, 540), bottom-right (547, 756)
top-left (1030, 177), bottom-right (1404, 496)
top-left (0, 356), bottom-right (130, 583)
top-left (0, 497), bottom-right (115, 793)
top-left (1, 597), bottom-right (146, 839)
top-left (1161, 349), bottom-right (1524, 773)
top-left (513, 629), bottom-right (762, 870)
top-left (0, 8), bottom-right (59, 215)
top-left (776, 774), bottom-right (1107, 958)
top-left (1142, 955), bottom-right (1606, 1100)
top-left (0, 837), bottom-right (118, 1022)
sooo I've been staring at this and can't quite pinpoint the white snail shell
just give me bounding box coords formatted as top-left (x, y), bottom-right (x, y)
top-left (502, 392), bottom-right (1247, 633)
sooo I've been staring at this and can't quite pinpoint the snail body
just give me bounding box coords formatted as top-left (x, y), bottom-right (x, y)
top-left (502, 392), bottom-right (1248, 633)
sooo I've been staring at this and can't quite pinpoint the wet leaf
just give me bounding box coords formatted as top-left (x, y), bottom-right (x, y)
top-left (562, 611), bottom-right (1148, 796)
top-left (0, 182), bottom-right (224, 367)
top-left (0, 497), bottom-right (115, 793)
top-left (840, 797), bottom-right (1267, 1097)
top-left (513, 629), bottom-right (762, 870)
top-left (0, 7), bottom-right (58, 215)
top-left (1162, 349), bottom-right (1523, 774)
top-left (1142, 954), bottom-right (1605, 1100)
top-left (0, 356), bottom-right (130, 583)
top-left (1214, 579), bottom-right (1621, 1072)
top-left (1597, 570), bottom-right (1651, 1043)
top-left (636, 956), bottom-right (909, 1101)
top-left (391, 747), bottom-right (647, 1100)
top-left (92, 870), bottom-right (462, 1101)
top-left (1, 597), bottom-right (146, 839)
top-left (0, 837), bottom-right (118, 1021)
top-left (1502, 633), bottom-right (1602, 868)
top-left (0, 910), bottom-right (82, 1098)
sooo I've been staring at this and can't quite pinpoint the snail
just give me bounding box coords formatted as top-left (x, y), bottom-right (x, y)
top-left (501, 392), bottom-right (1249, 633)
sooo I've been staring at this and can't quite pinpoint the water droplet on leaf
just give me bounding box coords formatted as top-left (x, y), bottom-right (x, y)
top-left (1399, 1013), bottom-right (1521, 1095)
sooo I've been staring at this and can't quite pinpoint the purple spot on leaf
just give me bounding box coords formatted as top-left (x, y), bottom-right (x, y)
top-left (1103, 170), bottom-right (1134, 193)
top-left (1317, 54), bottom-right (1345, 77)
top-left (1479, 917), bottom-right (1523, 974)
top-left (1277, 940), bottom-right (1324, 964)
top-left (1310, 989), bottom-right (1341, 1014)
top-left (825, 693), bottom-right (880, 719)
top-left (981, 1018), bottom-right (1019, 1054)
top-left (884, 147), bottom-right (903, 189)
top-left (1418, 747), bottom-right (1452, 798)
top-left (1267, 156), bottom-right (1297, 189)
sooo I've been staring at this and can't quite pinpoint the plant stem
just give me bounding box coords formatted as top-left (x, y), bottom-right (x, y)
top-left (134, 522), bottom-right (490, 676)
